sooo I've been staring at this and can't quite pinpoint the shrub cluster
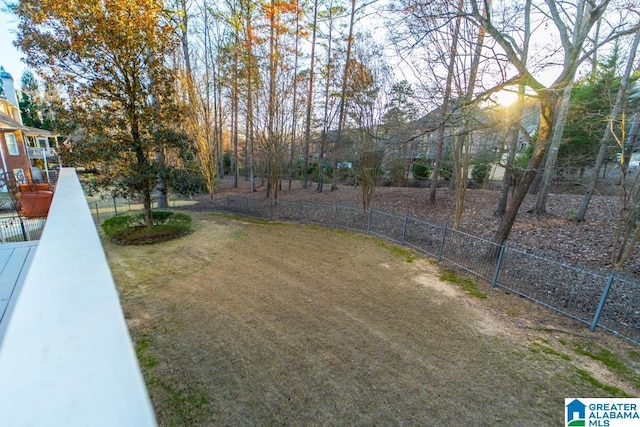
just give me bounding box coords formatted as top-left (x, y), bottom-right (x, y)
top-left (102, 211), bottom-right (192, 245)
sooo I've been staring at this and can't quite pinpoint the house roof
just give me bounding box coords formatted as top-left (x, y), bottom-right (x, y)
top-left (0, 113), bottom-right (58, 137)
top-left (23, 126), bottom-right (57, 137)
top-left (0, 111), bottom-right (23, 131)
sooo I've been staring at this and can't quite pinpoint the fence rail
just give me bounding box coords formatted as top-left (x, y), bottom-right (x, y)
top-left (208, 195), bottom-right (640, 345)
top-left (0, 216), bottom-right (46, 243)
top-left (87, 196), bottom-right (188, 223)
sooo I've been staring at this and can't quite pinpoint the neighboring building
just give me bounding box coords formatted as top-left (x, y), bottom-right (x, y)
top-left (23, 126), bottom-right (58, 182)
top-left (0, 66), bottom-right (58, 188)
top-left (0, 67), bottom-right (33, 189)
top-left (381, 102), bottom-right (508, 179)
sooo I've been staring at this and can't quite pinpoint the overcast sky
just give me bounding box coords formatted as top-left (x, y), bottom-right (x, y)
top-left (1, 9), bottom-right (26, 89)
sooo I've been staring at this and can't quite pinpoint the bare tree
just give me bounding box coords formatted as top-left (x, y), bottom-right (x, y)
top-left (345, 52), bottom-right (387, 210)
top-left (302, 0), bottom-right (319, 189)
top-left (331, 0), bottom-right (357, 191)
top-left (288, 5), bottom-right (302, 191)
top-left (175, 0), bottom-right (219, 198)
top-left (428, 0), bottom-right (463, 204)
top-left (316, 0), bottom-right (341, 193)
top-left (575, 25), bottom-right (640, 221)
top-left (494, 80), bottom-right (529, 217)
top-left (468, 0), bottom-right (638, 245)
top-left (451, 0), bottom-right (488, 229)
top-left (609, 116), bottom-right (640, 270)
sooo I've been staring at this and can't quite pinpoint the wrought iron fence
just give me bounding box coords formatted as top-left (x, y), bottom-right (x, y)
top-left (88, 195), bottom-right (190, 223)
top-left (211, 195), bottom-right (640, 345)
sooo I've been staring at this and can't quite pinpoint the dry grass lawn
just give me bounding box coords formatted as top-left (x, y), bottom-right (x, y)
top-left (104, 211), bottom-right (640, 426)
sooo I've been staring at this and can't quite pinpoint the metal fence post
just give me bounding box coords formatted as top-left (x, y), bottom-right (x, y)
top-left (401, 214), bottom-right (408, 246)
top-left (95, 202), bottom-right (100, 223)
top-left (270, 200), bottom-right (274, 221)
top-left (300, 201), bottom-right (304, 223)
top-left (19, 217), bottom-right (28, 241)
top-left (366, 209), bottom-right (373, 234)
top-left (590, 270), bottom-right (616, 332)
top-left (113, 196), bottom-right (118, 216)
top-left (245, 197), bottom-right (249, 216)
top-left (491, 243), bottom-right (506, 288)
top-left (438, 224), bottom-right (448, 262)
top-left (333, 204), bottom-right (337, 228)
top-left (226, 195), bottom-right (231, 212)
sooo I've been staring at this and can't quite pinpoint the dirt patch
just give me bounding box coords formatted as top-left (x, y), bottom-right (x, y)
top-left (106, 212), bottom-right (640, 426)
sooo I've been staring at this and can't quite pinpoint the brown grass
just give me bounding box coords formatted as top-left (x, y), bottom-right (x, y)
top-left (104, 211), bottom-right (640, 426)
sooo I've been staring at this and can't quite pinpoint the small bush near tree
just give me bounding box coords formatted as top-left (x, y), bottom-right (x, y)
top-left (167, 167), bottom-right (206, 197)
top-left (412, 161), bottom-right (432, 180)
top-left (389, 161), bottom-right (408, 187)
top-left (439, 160), bottom-right (453, 181)
top-left (102, 211), bottom-right (192, 245)
top-left (102, 215), bottom-right (135, 237)
top-left (471, 161), bottom-right (490, 184)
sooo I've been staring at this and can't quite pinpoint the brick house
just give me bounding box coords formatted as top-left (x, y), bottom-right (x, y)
top-left (0, 67), bottom-right (34, 189)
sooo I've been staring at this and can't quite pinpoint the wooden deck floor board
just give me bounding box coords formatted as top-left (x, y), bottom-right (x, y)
top-left (0, 242), bottom-right (38, 326)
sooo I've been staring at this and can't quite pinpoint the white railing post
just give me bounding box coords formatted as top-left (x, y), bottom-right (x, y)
top-left (0, 168), bottom-right (156, 426)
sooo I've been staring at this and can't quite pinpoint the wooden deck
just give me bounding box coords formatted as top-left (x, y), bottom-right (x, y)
top-left (0, 241), bottom-right (38, 330)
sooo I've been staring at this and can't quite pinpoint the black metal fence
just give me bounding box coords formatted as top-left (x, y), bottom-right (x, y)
top-left (209, 195), bottom-right (640, 345)
top-left (88, 196), bottom-right (188, 223)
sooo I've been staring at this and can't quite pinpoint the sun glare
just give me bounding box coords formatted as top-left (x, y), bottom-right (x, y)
top-left (491, 89), bottom-right (519, 107)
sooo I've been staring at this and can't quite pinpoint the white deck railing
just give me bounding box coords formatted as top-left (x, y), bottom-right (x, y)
top-left (0, 168), bottom-right (156, 426)
top-left (26, 146), bottom-right (57, 159)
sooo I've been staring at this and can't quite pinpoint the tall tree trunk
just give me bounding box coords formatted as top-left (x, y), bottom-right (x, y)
top-left (452, 0), bottom-right (486, 229)
top-left (266, 0), bottom-right (281, 201)
top-left (494, 0), bottom-right (530, 216)
top-left (302, 0), bottom-right (318, 189)
top-left (474, 0), bottom-right (608, 244)
top-left (131, 109), bottom-right (153, 226)
top-left (533, 83), bottom-right (573, 214)
top-left (317, 130), bottom-right (327, 192)
top-left (232, 52), bottom-right (239, 188)
top-left (154, 148), bottom-right (168, 208)
top-left (495, 82), bottom-right (527, 216)
top-left (429, 1), bottom-right (462, 204)
top-left (493, 91), bottom-right (557, 245)
top-left (242, 0), bottom-right (256, 192)
top-left (575, 26), bottom-right (640, 221)
top-left (216, 71), bottom-right (224, 179)
top-left (332, 0), bottom-right (356, 191)
top-left (179, 0), bottom-right (217, 194)
top-left (201, 0), bottom-right (218, 195)
top-left (289, 5), bottom-right (301, 191)
top-left (318, 5), bottom-right (336, 193)
top-left (148, 47), bottom-right (169, 208)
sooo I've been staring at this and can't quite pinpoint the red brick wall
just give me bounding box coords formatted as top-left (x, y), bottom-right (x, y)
top-left (0, 131), bottom-right (32, 183)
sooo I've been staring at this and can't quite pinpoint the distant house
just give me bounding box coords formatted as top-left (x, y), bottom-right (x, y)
top-left (23, 126), bottom-right (58, 181)
top-left (0, 66), bottom-right (58, 188)
top-left (309, 129), bottom-right (360, 164)
top-left (381, 102), bottom-right (507, 178)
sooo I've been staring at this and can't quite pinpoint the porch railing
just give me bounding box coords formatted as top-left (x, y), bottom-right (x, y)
top-left (26, 146), bottom-right (57, 159)
top-left (0, 168), bottom-right (156, 426)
